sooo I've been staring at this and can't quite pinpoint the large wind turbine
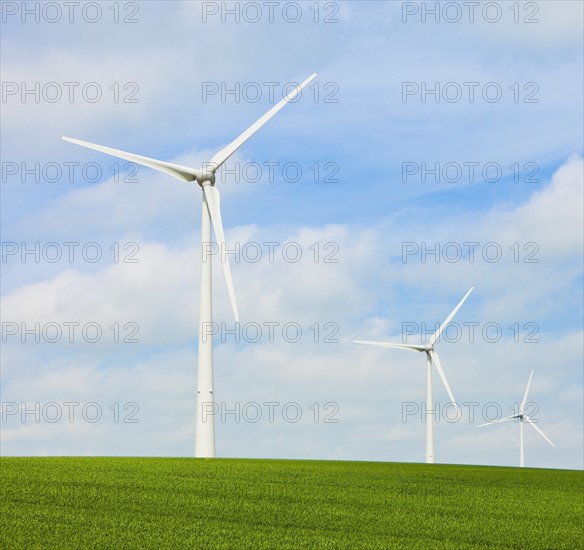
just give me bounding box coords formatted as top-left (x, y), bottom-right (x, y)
top-left (63, 72), bottom-right (317, 458)
top-left (478, 370), bottom-right (555, 467)
top-left (354, 287), bottom-right (473, 463)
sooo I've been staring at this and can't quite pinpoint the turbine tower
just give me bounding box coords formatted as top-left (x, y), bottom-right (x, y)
top-left (478, 370), bottom-right (555, 467)
top-left (354, 287), bottom-right (473, 463)
top-left (63, 72), bottom-right (317, 457)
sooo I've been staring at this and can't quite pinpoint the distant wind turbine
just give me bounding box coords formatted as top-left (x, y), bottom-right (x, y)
top-left (354, 287), bottom-right (474, 463)
top-left (63, 72), bottom-right (317, 458)
top-left (478, 370), bottom-right (555, 467)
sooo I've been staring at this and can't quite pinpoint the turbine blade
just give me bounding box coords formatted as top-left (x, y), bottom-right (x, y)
top-left (62, 136), bottom-right (196, 182)
top-left (520, 370), bottom-right (534, 413)
top-left (202, 185), bottom-right (239, 322)
top-left (429, 287), bottom-right (474, 347)
top-left (524, 416), bottom-right (556, 447)
top-left (477, 415), bottom-right (518, 428)
top-left (209, 73), bottom-right (317, 171)
top-left (353, 340), bottom-right (426, 353)
top-left (429, 350), bottom-right (456, 404)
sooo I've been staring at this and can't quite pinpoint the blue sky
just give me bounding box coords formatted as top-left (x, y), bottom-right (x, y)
top-left (1, 1), bottom-right (583, 469)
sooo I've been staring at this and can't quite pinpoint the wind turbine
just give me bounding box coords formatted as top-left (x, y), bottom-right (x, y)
top-left (63, 72), bottom-right (317, 458)
top-left (478, 370), bottom-right (555, 467)
top-left (354, 287), bottom-right (473, 463)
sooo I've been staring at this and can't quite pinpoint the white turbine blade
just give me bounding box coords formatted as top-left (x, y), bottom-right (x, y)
top-left (524, 416), bottom-right (556, 447)
top-left (429, 287), bottom-right (474, 347)
top-left (477, 415), bottom-right (518, 428)
top-left (202, 185), bottom-right (239, 322)
top-left (62, 136), bottom-right (196, 182)
top-left (429, 350), bottom-right (456, 405)
top-left (520, 370), bottom-right (534, 413)
top-left (353, 340), bottom-right (426, 353)
top-left (209, 72), bottom-right (317, 171)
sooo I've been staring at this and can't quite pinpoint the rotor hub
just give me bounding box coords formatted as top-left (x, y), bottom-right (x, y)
top-left (195, 171), bottom-right (215, 187)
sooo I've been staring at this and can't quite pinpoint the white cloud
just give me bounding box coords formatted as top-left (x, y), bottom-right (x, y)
top-left (491, 155), bottom-right (583, 259)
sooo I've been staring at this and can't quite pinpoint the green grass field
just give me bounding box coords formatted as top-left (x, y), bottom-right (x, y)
top-left (1, 457), bottom-right (582, 549)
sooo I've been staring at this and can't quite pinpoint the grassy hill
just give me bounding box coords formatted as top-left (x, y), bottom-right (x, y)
top-left (1, 457), bottom-right (582, 549)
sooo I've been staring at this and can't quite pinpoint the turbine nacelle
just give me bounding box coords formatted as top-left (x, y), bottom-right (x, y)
top-left (194, 170), bottom-right (216, 187)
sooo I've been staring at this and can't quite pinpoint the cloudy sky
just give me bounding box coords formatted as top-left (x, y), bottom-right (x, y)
top-left (1, 1), bottom-right (582, 469)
